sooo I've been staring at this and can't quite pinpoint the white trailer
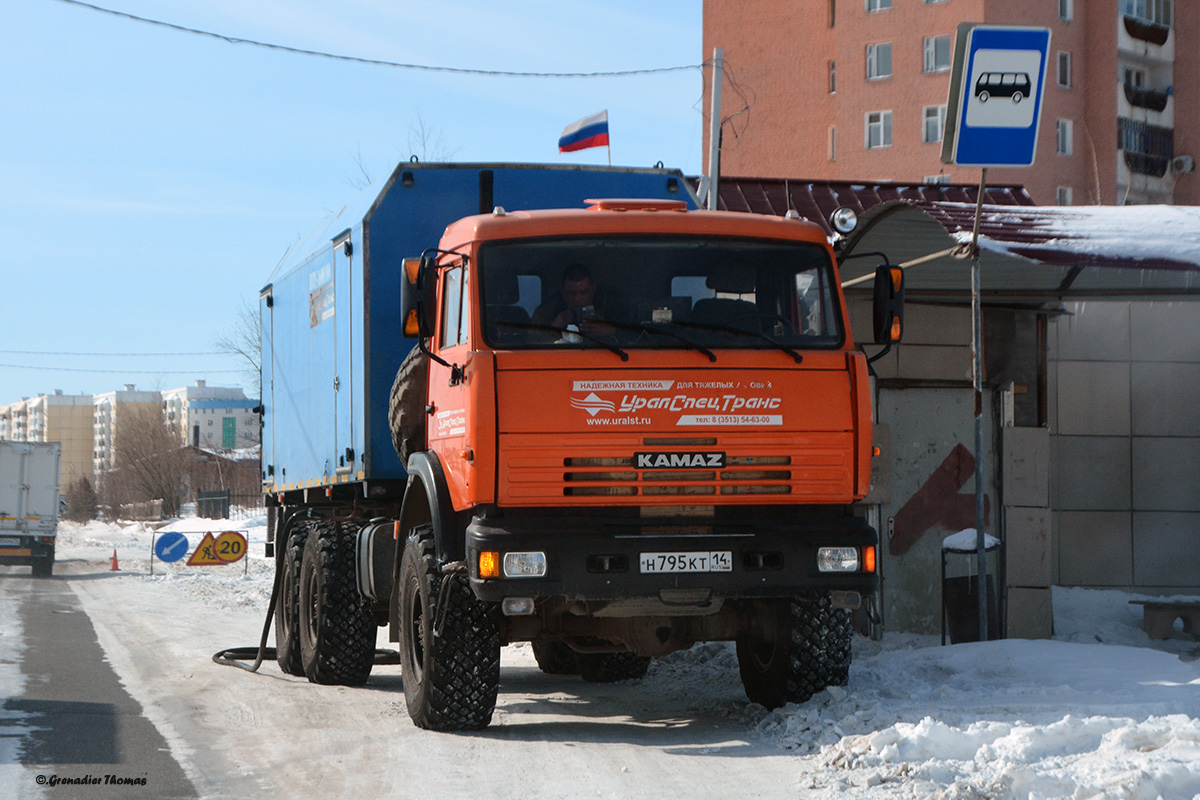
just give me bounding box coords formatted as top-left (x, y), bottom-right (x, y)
top-left (0, 440), bottom-right (62, 577)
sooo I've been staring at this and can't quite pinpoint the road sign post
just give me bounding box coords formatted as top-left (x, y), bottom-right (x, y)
top-left (942, 23), bottom-right (1050, 644)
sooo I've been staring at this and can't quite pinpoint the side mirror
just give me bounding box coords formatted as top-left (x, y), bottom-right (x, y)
top-left (872, 265), bottom-right (905, 345)
top-left (399, 256), bottom-right (434, 338)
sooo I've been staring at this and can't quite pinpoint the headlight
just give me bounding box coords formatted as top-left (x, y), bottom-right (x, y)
top-left (502, 551), bottom-right (547, 578)
top-left (817, 546), bottom-right (860, 573)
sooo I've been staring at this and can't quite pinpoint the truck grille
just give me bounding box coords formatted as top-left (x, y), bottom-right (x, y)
top-left (499, 433), bottom-right (854, 505)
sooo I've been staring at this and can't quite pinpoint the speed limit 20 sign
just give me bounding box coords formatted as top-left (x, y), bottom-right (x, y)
top-left (186, 531), bottom-right (248, 566)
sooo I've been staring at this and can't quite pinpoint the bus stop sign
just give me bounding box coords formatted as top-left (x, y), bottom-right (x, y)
top-left (941, 24), bottom-right (1051, 168)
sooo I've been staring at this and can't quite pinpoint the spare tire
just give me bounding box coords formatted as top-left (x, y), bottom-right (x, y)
top-left (389, 346), bottom-right (429, 466)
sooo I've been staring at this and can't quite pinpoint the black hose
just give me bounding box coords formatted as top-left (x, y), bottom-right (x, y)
top-left (212, 536), bottom-right (402, 672)
top-left (211, 536), bottom-right (287, 672)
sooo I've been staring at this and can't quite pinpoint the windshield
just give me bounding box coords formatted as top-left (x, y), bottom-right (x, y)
top-left (479, 236), bottom-right (844, 350)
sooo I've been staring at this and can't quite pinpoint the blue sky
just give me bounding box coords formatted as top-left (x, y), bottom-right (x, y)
top-left (0, 0), bottom-right (703, 403)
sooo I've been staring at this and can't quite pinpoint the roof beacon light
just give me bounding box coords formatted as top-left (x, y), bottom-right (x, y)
top-left (829, 207), bottom-right (858, 236)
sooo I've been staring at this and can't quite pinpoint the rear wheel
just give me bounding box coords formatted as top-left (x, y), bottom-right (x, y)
top-left (531, 641), bottom-right (580, 675)
top-left (399, 525), bottom-right (500, 730)
top-left (577, 651), bottom-right (651, 683)
top-left (736, 591), bottom-right (852, 708)
top-left (274, 523), bottom-right (307, 676)
top-left (31, 544), bottom-right (54, 578)
top-left (297, 520), bottom-right (376, 685)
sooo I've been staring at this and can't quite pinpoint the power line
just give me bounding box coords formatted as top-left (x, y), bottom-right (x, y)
top-left (52, 0), bottom-right (703, 78)
top-left (0, 349), bottom-right (225, 357)
top-left (0, 363), bottom-right (240, 375)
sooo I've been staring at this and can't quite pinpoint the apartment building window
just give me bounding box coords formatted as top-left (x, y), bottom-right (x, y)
top-left (867, 43), bottom-right (892, 80)
top-left (829, 126), bottom-right (837, 161)
top-left (1121, 0), bottom-right (1172, 27)
top-left (1057, 119), bottom-right (1073, 155)
top-left (925, 174), bottom-right (951, 184)
top-left (866, 111), bottom-right (893, 149)
top-left (1124, 67), bottom-right (1146, 89)
top-left (1056, 187), bottom-right (1073, 205)
top-left (1059, 0), bottom-right (1073, 22)
top-left (923, 35), bottom-right (951, 73)
top-left (925, 0), bottom-right (949, 4)
top-left (829, 0), bottom-right (836, 27)
top-left (1057, 51), bottom-right (1071, 88)
top-left (866, 0), bottom-right (891, 10)
top-left (829, 60), bottom-right (837, 94)
top-left (923, 105), bottom-right (946, 143)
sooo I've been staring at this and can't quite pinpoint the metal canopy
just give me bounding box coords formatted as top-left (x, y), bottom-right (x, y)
top-left (706, 177), bottom-right (1200, 301)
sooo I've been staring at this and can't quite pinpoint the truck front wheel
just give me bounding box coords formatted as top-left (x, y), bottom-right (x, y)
top-left (398, 526), bottom-right (500, 730)
top-left (736, 591), bottom-right (852, 708)
top-left (297, 520), bottom-right (376, 685)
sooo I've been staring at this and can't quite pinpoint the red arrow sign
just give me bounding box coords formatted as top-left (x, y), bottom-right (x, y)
top-left (890, 442), bottom-right (991, 555)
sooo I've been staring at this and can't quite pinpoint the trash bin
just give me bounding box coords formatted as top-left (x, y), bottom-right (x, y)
top-left (941, 529), bottom-right (1003, 645)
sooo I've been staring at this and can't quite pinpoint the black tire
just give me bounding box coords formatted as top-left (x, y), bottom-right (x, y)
top-left (531, 641), bottom-right (580, 675)
top-left (274, 523), bottom-right (308, 677)
top-left (31, 545), bottom-right (53, 578)
top-left (736, 591), bottom-right (853, 709)
top-left (577, 651), bottom-right (651, 683)
top-left (298, 520), bottom-right (376, 686)
top-left (388, 346), bottom-right (429, 466)
top-left (399, 526), bottom-right (500, 730)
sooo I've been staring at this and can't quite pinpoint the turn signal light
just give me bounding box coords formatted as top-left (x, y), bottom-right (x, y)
top-left (863, 545), bottom-right (877, 573)
top-left (478, 551), bottom-right (500, 579)
top-left (403, 309), bottom-right (420, 337)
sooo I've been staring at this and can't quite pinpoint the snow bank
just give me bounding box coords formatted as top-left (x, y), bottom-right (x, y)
top-left (44, 520), bottom-right (1200, 798)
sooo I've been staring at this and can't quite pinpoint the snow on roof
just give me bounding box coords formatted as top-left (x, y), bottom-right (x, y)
top-left (712, 176), bottom-right (1200, 293)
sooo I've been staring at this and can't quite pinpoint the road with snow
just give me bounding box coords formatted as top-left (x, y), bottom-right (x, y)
top-left (3, 518), bottom-right (1200, 799)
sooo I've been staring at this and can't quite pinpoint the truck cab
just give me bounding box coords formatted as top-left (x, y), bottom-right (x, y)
top-left (388, 199), bottom-right (897, 728)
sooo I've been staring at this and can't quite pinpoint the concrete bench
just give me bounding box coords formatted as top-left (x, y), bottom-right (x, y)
top-left (1130, 600), bottom-right (1200, 640)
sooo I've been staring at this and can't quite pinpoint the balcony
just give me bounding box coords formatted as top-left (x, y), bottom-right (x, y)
top-left (1123, 84), bottom-right (1171, 112)
top-left (1119, 14), bottom-right (1174, 62)
top-left (1118, 117), bottom-right (1173, 179)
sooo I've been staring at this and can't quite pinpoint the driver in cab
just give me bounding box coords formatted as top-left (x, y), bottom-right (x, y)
top-left (532, 264), bottom-right (612, 337)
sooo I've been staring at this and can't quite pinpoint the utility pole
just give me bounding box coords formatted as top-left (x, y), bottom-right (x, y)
top-left (706, 47), bottom-right (723, 211)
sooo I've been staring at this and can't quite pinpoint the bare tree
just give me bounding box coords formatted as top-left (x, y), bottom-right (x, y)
top-left (106, 405), bottom-right (192, 518)
top-left (406, 112), bottom-right (460, 162)
top-left (216, 297), bottom-right (261, 400)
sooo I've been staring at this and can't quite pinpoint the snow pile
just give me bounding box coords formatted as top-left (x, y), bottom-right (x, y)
top-left (31, 519), bottom-right (1200, 798)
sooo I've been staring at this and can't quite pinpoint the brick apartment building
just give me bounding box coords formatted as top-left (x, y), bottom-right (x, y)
top-left (703, 0), bottom-right (1198, 205)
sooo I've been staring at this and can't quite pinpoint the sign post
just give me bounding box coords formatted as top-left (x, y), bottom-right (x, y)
top-left (941, 23), bottom-right (1050, 643)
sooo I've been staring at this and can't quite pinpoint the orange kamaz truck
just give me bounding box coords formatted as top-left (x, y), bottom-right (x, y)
top-left (261, 163), bottom-right (901, 731)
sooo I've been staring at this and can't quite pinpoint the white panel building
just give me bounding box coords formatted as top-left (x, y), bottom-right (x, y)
top-left (162, 380), bottom-right (260, 452)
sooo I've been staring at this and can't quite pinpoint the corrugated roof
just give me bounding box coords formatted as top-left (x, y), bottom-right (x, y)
top-left (704, 176), bottom-right (1035, 235)
top-left (700, 176), bottom-right (1200, 298)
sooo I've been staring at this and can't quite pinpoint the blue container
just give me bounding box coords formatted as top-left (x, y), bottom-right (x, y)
top-left (260, 163), bottom-right (697, 494)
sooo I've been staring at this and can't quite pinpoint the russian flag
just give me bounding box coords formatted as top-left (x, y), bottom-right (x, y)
top-left (558, 110), bottom-right (609, 153)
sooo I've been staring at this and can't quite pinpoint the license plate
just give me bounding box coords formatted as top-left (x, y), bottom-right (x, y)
top-left (639, 551), bottom-right (732, 574)
top-left (0, 537), bottom-right (19, 547)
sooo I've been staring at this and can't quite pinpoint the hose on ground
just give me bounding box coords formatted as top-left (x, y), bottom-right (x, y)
top-left (211, 538), bottom-right (402, 672)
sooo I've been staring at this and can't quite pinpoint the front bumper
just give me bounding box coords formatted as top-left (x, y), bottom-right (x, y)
top-left (465, 510), bottom-right (877, 604)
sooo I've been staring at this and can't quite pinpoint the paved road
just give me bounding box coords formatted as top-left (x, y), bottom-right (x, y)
top-left (1, 561), bottom-right (197, 799)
